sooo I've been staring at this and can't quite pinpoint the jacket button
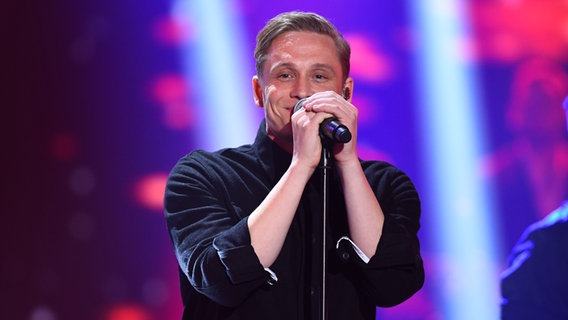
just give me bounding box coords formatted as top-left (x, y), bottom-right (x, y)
top-left (341, 252), bottom-right (350, 261)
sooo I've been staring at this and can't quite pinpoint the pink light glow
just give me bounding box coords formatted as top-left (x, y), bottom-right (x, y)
top-left (153, 16), bottom-right (195, 45)
top-left (150, 74), bottom-right (196, 130)
top-left (346, 34), bottom-right (394, 82)
top-left (469, 1), bottom-right (568, 62)
top-left (103, 304), bottom-right (152, 320)
top-left (133, 173), bottom-right (169, 212)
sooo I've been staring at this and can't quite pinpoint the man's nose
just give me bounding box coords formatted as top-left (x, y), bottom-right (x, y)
top-left (291, 77), bottom-right (312, 99)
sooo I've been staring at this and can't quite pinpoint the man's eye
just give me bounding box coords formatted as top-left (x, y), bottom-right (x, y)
top-left (278, 73), bottom-right (292, 79)
top-left (314, 74), bottom-right (328, 80)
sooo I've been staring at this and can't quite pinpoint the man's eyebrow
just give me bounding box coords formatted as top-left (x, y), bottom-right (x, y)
top-left (270, 62), bottom-right (336, 72)
top-left (269, 62), bottom-right (295, 72)
top-left (311, 63), bottom-right (336, 73)
top-left (312, 63), bottom-right (334, 70)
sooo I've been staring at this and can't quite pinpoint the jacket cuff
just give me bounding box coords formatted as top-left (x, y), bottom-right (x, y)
top-left (212, 218), bottom-right (270, 285)
top-left (336, 236), bottom-right (370, 264)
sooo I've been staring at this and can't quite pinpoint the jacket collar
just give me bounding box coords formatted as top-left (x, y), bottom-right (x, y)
top-left (252, 119), bottom-right (292, 185)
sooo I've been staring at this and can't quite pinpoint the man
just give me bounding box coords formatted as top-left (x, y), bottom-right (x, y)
top-left (500, 96), bottom-right (568, 319)
top-left (164, 11), bottom-right (424, 319)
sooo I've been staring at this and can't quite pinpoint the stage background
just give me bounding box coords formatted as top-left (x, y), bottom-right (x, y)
top-left (2, 0), bottom-right (567, 319)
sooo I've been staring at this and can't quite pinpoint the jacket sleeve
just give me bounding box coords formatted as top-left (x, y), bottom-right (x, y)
top-left (501, 217), bottom-right (568, 319)
top-left (164, 153), bottom-right (273, 307)
top-left (335, 163), bottom-right (424, 307)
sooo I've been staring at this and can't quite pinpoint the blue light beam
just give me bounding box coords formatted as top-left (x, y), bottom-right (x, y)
top-left (173, 0), bottom-right (256, 151)
top-left (410, 1), bottom-right (501, 319)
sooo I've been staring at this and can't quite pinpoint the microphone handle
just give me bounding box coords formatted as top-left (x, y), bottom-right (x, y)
top-left (320, 118), bottom-right (352, 143)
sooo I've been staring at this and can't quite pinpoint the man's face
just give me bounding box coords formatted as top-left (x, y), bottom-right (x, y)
top-left (252, 31), bottom-right (347, 151)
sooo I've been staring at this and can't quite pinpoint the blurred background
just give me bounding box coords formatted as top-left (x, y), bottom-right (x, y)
top-left (2, 0), bottom-right (567, 319)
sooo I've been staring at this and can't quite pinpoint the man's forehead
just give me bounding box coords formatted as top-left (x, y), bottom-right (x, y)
top-left (265, 33), bottom-right (339, 64)
top-left (268, 31), bottom-right (335, 51)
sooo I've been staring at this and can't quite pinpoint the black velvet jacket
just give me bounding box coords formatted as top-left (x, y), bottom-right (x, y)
top-left (164, 122), bottom-right (424, 319)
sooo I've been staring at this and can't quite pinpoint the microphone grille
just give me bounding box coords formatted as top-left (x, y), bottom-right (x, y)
top-left (293, 98), bottom-right (308, 113)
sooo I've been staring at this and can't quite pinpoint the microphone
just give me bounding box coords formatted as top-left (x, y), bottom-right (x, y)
top-left (293, 98), bottom-right (352, 143)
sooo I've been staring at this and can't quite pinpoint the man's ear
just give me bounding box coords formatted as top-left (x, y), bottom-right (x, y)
top-left (342, 87), bottom-right (351, 100)
top-left (252, 75), bottom-right (264, 107)
top-left (342, 77), bottom-right (354, 102)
